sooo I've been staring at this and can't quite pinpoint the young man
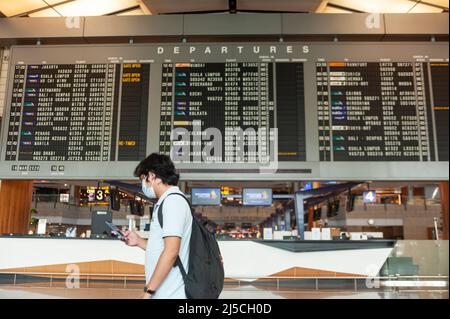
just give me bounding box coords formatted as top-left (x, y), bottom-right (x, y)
top-left (122, 153), bottom-right (192, 299)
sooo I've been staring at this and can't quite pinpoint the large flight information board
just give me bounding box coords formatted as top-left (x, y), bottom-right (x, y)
top-left (5, 62), bottom-right (149, 164)
top-left (159, 62), bottom-right (305, 162)
top-left (316, 61), bottom-right (449, 161)
top-left (0, 43), bottom-right (448, 180)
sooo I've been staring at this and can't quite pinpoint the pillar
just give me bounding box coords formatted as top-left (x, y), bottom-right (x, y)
top-left (284, 208), bottom-right (292, 231)
top-left (308, 207), bottom-right (314, 230)
top-left (440, 181), bottom-right (448, 240)
top-left (0, 180), bottom-right (34, 234)
top-left (276, 213), bottom-right (283, 231)
top-left (69, 185), bottom-right (80, 206)
top-left (407, 185), bottom-right (415, 205)
top-left (294, 193), bottom-right (306, 239)
top-left (321, 205), bottom-right (328, 220)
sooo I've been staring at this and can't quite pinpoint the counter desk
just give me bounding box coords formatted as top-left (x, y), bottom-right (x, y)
top-left (0, 236), bottom-right (395, 280)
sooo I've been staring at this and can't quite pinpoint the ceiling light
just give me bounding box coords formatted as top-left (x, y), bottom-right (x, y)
top-left (29, 0), bottom-right (138, 17)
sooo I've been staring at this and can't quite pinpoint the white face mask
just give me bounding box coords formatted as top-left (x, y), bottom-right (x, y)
top-left (142, 177), bottom-right (156, 199)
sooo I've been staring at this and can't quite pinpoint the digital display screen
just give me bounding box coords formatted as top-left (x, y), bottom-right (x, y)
top-left (4, 63), bottom-right (149, 162)
top-left (317, 61), bottom-right (448, 162)
top-left (242, 188), bottom-right (272, 206)
top-left (159, 62), bottom-right (306, 162)
top-left (191, 188), bottom-right (221, 206)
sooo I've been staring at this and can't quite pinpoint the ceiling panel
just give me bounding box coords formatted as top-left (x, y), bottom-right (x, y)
top-left (421, 0), bottom-right (449, 8)
top-left (30, 0), bottom-right (139, 17)
top-left (0, 0), bottom-right (48, 16)
top-left (1, 0), bottom-right (447, 18)
top-left (28, 8), bottom-right (61, 17)
top-left (142, 0), bottom-right (228, 14)
top-left (329, 0), bottom-right (417, 13)
top-left (237, 0), bottom-right (323, 12)
top-left (409, 3), bottom-right (444, 12)
top-left (0, 0), bottom-right (69, 17)
top-left (106, 0), bottom-right (448, 15)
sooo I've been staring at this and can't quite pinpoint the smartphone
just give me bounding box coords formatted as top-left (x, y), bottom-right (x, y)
top-left (105, 221), bottom-right (125, 240)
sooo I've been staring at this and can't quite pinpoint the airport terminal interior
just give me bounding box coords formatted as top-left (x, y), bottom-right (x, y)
top-left (0, 0), bottom-right (449, 300)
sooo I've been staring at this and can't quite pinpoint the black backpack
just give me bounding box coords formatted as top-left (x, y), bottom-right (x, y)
top-left (157, 193), bottom-right (224, 299)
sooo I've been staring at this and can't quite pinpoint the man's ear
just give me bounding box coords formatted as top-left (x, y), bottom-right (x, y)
top-left (147, 172), bottom-right (156, 182)
top-left (155, 176), bottom-right (164, 186)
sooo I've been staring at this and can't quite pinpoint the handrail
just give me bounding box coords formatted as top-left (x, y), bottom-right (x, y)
top-left (0, 272), bottom-right (144, 277)
top-left (225, 275), bottom-right (449, 280)
top-left (1, 272), bottom-right (447, 291)
top-left (0, 272), bottom-right (448, 280)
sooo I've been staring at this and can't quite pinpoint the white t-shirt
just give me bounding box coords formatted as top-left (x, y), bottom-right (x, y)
top-left (145, 186), bottom-right (192, 299)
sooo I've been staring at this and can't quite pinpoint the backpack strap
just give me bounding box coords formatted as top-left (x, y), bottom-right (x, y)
top-left (157, 192), bottom-right (191, 281)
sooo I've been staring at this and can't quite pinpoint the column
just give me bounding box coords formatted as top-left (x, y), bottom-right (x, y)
top-left (276, 213), bottom-right (283, 231)
top-left (0, 180), bottom-right (33, 234)
top-left (271, 216), bottom-right (276, 230)
top-left (408, 185), bottom-right (415, 205)
top-left (308, 207), bottom-right (314, 230)
top-left (284, 208), bottom-right (292, 231)
top-left (68, 185), bottom-right (81, 207)
top-left (294, 193), bottom-right (306, 239)
top-left (440, 182), bottom-right (448, 240)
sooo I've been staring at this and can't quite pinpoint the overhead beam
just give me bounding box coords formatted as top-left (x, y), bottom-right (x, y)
top-left (140, 0), bottom-right (229, 15)
top-left (0, 13), bottom-right (448, 43)
top-left (315, 0), bottom-right (329, 13)
top-left (137, 0), bottom-right (152, 15)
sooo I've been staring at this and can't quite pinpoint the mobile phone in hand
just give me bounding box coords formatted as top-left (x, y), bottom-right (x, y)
top-left (105, 221), bottom-right (125, 239)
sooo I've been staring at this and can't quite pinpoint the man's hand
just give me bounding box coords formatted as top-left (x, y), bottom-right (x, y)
top-left (122, 230), bottom-right (147, 250)
top-left (141, 292), bottom-right (152, 299)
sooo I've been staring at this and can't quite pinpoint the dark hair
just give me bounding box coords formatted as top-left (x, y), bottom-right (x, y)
top-left (134, 153), bottom-right (179, 186)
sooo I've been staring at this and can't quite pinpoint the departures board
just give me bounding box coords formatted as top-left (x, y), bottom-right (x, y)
top-left (0, 43), bottom-right (448, 181)
top-left (6, 63), bottom-right (149, 162)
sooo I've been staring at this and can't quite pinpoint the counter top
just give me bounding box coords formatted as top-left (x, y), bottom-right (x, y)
top-left (0, 235), bottom-right (396, 252)
top-left (256, 239), bottom-right (396, 252)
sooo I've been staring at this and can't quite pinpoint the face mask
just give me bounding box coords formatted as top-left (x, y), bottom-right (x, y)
top-left (142, 177), bottom-right (156, 199)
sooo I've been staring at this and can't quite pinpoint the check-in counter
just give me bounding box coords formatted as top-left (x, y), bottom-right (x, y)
top-left (0, 236), bottom-right (395, 280)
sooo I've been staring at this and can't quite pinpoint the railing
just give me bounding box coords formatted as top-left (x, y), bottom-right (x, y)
top-left (0, 272), bottom-right (145, 289)
top-left (0, 272), bottom-right (447, 291)
top-left (352, 195), bottom-right (441, 210)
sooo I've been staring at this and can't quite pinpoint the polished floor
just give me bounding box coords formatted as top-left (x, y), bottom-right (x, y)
top-left (0, 285), bottom-right (447, 299)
